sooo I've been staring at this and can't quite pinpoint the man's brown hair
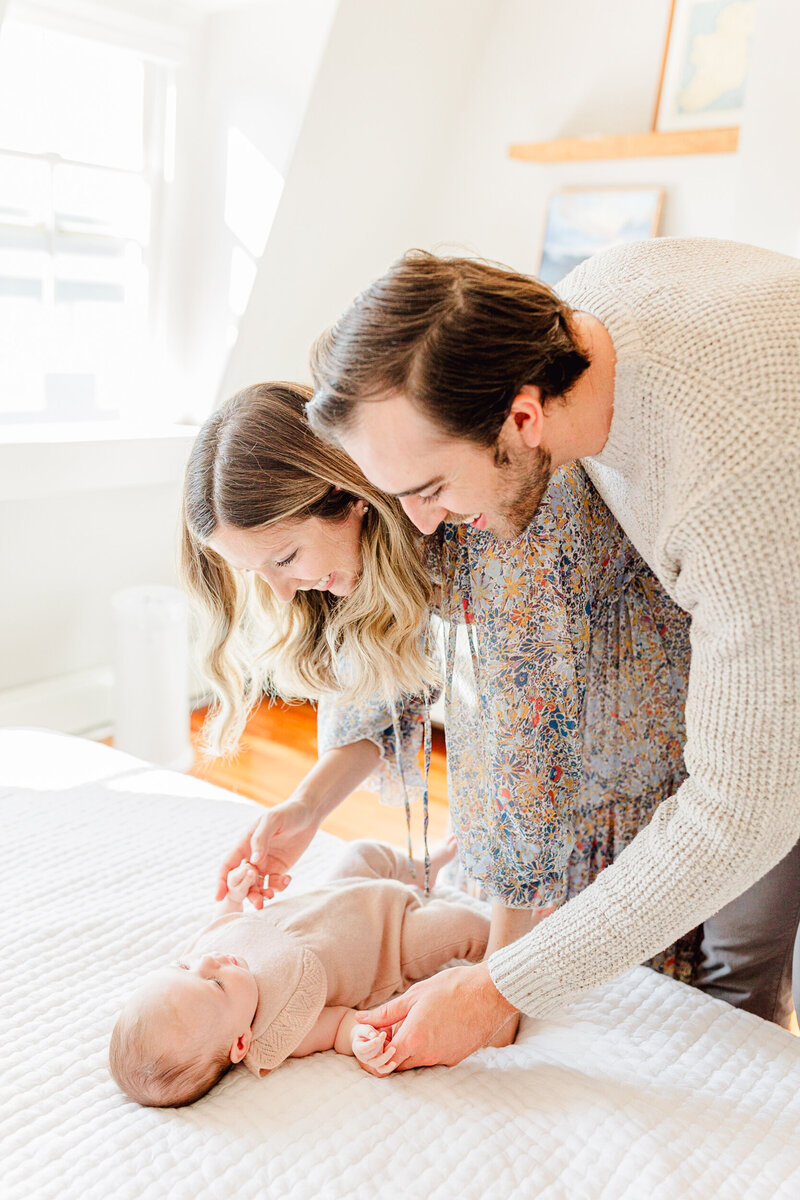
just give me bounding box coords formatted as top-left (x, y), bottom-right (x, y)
top-left (308, 250), bottom-right (590, 446)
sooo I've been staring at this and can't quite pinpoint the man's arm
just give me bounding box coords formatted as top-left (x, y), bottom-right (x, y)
top-left (490, 469), bottom-right (800, 1020)
top-left (364, 468), bottom-right (800, 1065)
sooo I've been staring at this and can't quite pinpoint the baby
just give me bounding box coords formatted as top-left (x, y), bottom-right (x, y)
top-left (109, 837), bottom-right (489, 1107)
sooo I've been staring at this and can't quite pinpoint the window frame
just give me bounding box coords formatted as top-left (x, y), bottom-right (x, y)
top-left (0, 0), bottom-right (190, 436)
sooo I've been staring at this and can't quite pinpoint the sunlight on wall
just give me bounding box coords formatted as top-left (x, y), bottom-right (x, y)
top-left (224, 126), bottom-right (284, 258)
top-left (220, 125), bottom-right (285, 359)
top-left (228, 243), bottom-right (258, 319)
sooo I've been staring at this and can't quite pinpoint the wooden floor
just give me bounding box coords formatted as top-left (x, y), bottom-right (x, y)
top-left (188, 698), bottom-right (450, 849)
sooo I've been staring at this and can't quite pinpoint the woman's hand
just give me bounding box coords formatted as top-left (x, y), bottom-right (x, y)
top-left (216, 799), bottom-right (320, 907)
top-left (215, 742), bottom-right (380, 907)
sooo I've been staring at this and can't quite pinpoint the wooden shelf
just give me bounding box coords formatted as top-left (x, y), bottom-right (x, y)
top-left (509, 127), bottom-right (739, 164)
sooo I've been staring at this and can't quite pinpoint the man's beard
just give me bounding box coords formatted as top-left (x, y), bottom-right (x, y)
top-left (445, 441), bottom-right (553, 540)
top-left (492, 442), bottom-right (553, 540)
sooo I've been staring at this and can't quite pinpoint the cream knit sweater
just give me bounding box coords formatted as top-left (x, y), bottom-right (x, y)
top-left (488, 237), bottom-right (800, 1017)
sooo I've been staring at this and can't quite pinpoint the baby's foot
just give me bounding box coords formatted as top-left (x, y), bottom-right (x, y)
top-left (426, 834), bottom-right (458, 889)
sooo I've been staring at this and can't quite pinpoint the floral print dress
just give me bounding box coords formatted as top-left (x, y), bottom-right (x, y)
top-left (318, 465), bottom-right (699, 983)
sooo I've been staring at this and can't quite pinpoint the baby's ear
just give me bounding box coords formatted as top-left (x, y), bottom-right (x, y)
top-left (229, 1029), bottom-right (252, 1064)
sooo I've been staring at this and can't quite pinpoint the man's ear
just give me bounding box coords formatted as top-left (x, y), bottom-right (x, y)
top-left (229, 1029), bottom-right (252, 1064)
top-left (505, 386), bottom-right (545, 448)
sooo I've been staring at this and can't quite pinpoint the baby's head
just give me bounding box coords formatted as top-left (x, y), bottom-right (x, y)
top-left (109, 952), bottom-right (259, 1107)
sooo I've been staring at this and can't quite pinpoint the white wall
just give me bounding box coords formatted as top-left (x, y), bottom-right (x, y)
top-left (427, 0), bottom-right (742, 274)
top-left (419, 0), bottom-right (800, 268)
top-left (0, 431), bottom-right (195, 731)
top-left (0, 0), bottom-right (335, 734)
top-left (4, 0), bottom-right (798, 737)
top-left (735, 0), bottom-right (800, 256)
top-left (168, 0), bottom-right (338, 420)
top-left (221, 0), bottom-right (493, 395)
top-left (222, 0), bottom-right (777, 400)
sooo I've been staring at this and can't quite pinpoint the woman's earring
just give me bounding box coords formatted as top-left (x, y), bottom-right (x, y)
top-left (360, 501), bottom-right (369, 515)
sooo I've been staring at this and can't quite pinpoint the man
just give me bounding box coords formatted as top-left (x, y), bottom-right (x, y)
top-left (307, 239), bottom-right (800, 1069)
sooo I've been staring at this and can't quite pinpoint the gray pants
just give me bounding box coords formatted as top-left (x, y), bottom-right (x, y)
top-left (696, 838), bottom-right (800, 1028)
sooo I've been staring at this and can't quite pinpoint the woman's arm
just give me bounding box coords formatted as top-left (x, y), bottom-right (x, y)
top-left (485, 903), bottom-right (535, 958)
top-left (317, 691), bottom-right (431, 810)
top-left (292, 739), bottom-right (383, 824)
top-left (485, 901), bottom-right (556, 956)
top-left (481, 903), bottom-right (552, 1047)
top-left (218, 675), bottom-right (427, 908)
top-left (216, 739), bottom-right (380, 906)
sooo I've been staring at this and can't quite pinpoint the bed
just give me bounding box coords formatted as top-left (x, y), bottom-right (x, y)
top-left (2, 728), bottom-right (800, 1200)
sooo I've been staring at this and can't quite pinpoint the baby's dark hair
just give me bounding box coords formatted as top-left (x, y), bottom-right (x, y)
top-left (109, 1001), bottom-right (232, 1108)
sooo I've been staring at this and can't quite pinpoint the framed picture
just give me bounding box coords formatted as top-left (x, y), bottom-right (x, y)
top-left (537, 186), bottom-right (664, 285)
top-left (653, 0), bottom-right (757, 132)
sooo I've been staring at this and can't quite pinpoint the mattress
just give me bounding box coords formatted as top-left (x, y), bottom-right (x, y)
top-left (2, 728), bottom-right (800, 1200)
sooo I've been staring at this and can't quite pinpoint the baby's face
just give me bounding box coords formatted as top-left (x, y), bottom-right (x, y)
top-left (136, 952), bottom-right (259, 1060)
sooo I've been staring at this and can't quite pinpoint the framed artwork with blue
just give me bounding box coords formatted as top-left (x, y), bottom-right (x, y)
top-left (537, 186), bottom-right (664, 285)
top-left (653, 0), bottom-right (757, 132)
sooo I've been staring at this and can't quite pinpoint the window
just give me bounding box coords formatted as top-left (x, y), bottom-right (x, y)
top-left (0, 13), bottom-right (174, 425)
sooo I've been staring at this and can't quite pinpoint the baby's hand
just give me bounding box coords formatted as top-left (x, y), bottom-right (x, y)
top-left (226, 859), bottom-right (259, 903)
top-left (351, 1023), bottom-right (397, 1077)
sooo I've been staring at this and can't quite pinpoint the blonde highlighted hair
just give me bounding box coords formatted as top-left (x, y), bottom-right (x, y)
top-left (180, 382), bottom-right (437, 756)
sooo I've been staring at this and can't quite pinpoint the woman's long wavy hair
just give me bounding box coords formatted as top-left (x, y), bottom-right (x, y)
top-left (181, 382), bottom-right (437, 757)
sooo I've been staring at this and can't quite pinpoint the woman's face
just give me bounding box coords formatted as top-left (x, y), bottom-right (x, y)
top-left (207, 503), bottom-right (367, 603)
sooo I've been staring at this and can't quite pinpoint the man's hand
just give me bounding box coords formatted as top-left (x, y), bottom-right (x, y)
top-left (356, 963), bottom-right (519, 1069)
top-left (216, 800), bottom-right (319, 907)
top-left (351, 1024), bottom-right (397, 1077)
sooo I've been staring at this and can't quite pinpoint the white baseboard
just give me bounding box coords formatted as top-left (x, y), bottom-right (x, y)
top-left (0, 667), bottom-right (115, 735)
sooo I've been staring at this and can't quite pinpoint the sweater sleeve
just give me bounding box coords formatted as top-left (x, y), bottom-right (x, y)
top-left (489, 458), bottom-right (800, 1016)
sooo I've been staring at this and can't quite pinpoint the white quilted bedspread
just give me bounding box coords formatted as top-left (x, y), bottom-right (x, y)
top-left (2, 729), bottom-right (800, 1200)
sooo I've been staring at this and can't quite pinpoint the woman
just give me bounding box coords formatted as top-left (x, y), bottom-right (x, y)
top-left (182, 381), bottom-right (697, 977)
top-left (182, 381), bottom-right (437, 890)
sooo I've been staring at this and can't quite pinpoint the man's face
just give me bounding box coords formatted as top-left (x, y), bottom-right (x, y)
top-left (339, 391), bottom-right (551, 539)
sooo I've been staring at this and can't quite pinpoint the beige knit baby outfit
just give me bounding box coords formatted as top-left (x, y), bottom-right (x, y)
top-left (191, 840), bottom-right (489, 1074)
top-left (489, 237), bottom-right (800, 1018)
